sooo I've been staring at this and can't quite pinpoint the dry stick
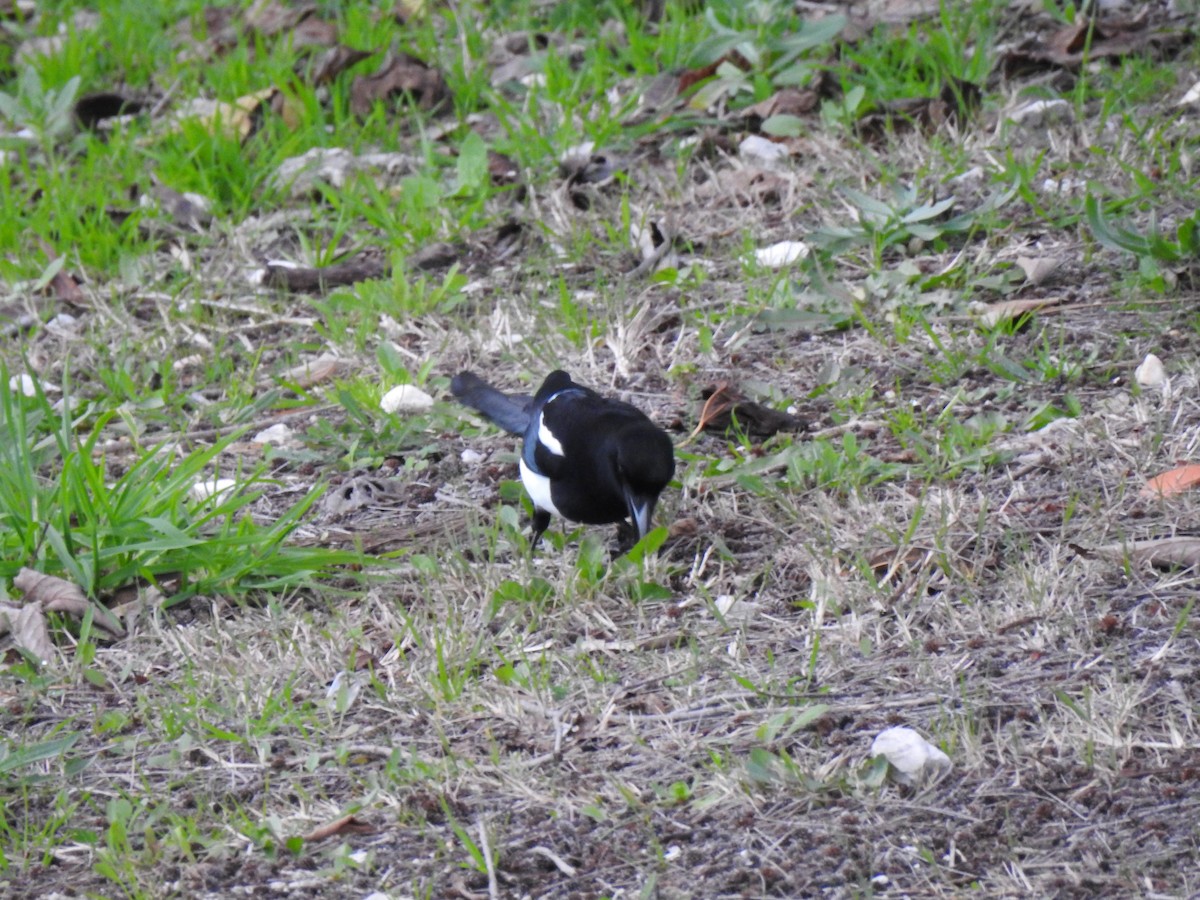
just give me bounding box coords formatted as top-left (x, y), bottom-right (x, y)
top-left (529, 846), bottom-right (577, 877)
top-left (141, 403), bottom-right (338, 446)
top-left (477, 817), bottom-right (499, 900)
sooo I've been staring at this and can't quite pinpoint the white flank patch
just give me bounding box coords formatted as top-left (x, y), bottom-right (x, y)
top-left (519, 458), bottom-right (560, 516)
top-left (537, 411), bottom-right (565, 457)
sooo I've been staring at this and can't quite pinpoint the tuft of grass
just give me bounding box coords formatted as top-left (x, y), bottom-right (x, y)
top-left (0, 367), bottom-right (361, 604)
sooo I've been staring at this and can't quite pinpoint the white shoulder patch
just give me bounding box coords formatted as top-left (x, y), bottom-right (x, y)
top-left (536, 410), bottom-right (565, 457)
top-left (519, 458), bottom-right (561, 516)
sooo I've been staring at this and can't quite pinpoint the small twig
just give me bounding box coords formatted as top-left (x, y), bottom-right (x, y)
top-left (477, 817), bottom-right (499, 900)
top-left (529, 845), bottom-right (577, 877)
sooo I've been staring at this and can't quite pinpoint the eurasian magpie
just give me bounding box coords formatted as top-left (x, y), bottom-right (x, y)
top-left (451, 370), bottom-right (675, 546)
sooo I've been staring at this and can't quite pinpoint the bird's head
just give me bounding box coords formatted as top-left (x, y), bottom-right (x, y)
top-left (612, 425), bottom-right (676, 539)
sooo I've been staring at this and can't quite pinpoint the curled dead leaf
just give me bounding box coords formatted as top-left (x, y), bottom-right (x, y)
top-left (0, 601), bottom-right (57, 665)
top-left (12, 568), bottom-right (125, 639)
top-left (1141, 464), bottom-right (1200, 499)
top-left (1073, 536), bottom-right (1200, 571)
top-left (349, 51), bottom-right (448, 118)
top-left (302, 813), bottom-right (378, 843)
top-left (691, 383), bottom-right (806, 439)
top-left (1015, 255), bottom-right (1061, 285)
top-left (973, 296), bottom-right (1061, 328)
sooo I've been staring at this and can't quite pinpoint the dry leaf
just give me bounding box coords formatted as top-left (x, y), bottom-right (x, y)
top-left (12, 568), bottom-right (125, 638)
top-left (1141, 464), bottom-right (1200, 499)
top-left (0, 601), bottom-right (57, 665)
top-left (1075, 536), bottom-right (1200, 570)
top-left (1003, 19), bottom-right (1187, 76)
top-left (281, 353), bottom-right (346, 388)
top-left (264, 256), bottom-right (389, 293)
top-left (739, 87), bottom-right (820, 123)
top-left (691, 383), bottom-right (805, 439)
top-left (308, 44), bottom-right (372, 86)
top-left (349, 51), bottom-right (448, 118)
top-left (302, 814), bottom-right (378, 843)
top-left (1015, 256), bottom-right (1061, 285)
top-left (973, 296), bottom-right (1059, 328)
top-left (174, 88), bottom-right (278, 142)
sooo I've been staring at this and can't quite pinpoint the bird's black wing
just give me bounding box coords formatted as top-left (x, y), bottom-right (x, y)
top-left (450, 371), bottom-right (533, 435)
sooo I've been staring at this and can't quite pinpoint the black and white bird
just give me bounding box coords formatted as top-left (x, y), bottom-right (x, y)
top-left (451, 370), bottom-right (675, 546)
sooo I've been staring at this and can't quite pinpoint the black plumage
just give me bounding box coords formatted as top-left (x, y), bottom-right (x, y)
top-left (451, 370), bottom-right (675, 545)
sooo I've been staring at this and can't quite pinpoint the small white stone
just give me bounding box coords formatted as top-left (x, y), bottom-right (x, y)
top-left (8, 373), bottom-right (36, 397)
top-left (1007, 98), bottom-right (1072, 128)
top-left (46, 313), bottom-right (79, 336)
top-left (1135, 353), bottom-right (1167, 389)
top-left (252, 423), bottom-right (295, 446)
top-left (380, 384), bottom-right (434, 415)
top-left (189, 478), bottom-right (238, 502)
top-left (461, 448), bottom-right (484, 464)
top-left (738, 134), bottom-right (789, 164)
top-left (1178, 79), bottom-right (1200, 107)
top-left (560, 141), bottom-right (596, 167)
top-left (754, 240), bottom-right (810, 268)
top-left (870, 726), bottom-right (951, 786)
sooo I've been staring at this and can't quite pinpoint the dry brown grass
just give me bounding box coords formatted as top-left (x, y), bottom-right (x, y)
top-left (6, 3), bottom-right (1200, 899)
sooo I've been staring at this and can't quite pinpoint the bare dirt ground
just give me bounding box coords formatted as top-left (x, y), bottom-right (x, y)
top-left (5, 1), bottom-right (1200, 898)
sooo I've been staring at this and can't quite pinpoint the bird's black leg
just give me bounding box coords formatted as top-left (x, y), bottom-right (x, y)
top-left (530, 510), bottom-right (552, 549)
top-left (614, 519), bottom-right (639, 553)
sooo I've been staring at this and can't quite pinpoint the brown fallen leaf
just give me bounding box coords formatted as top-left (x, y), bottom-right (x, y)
top-left (143, 184), bottom-right (214, 232)
top-left (1141, 464), bottom-right (1200, 499)
top-left (737, 87), bottom-right (821, 124)
top-left (408, 242), bottom-right (460, 271)
top-left (13, 568), bottom-right (126, 638)
top-left (1003, 18), bottom-right (1188, 76)
top-left (302, 814), bottom-right (378, 842)
top-left (280, 353), bottom-right (348, 389)
top-left (290, 14), bottom-right (338, 49)
top-left (857, 78), bottom-right (982, 139)
top-left (1073, 537), bottom-right (1200, 571)
top-left (176, 88), bottom-right (278, 142)
top-left (265, 255), bottom-right (389, 293)
top-left (677, 51), bottom-right (752, 98)
top-left (349, 50), bottom-right (448, 118)
top-left (1015, 256), bottom-right (1061, 285)
top-left (0, 601), bottom-right (58, 665)
top-left (34, 241), bottom-right (87, 308)
top-left (307, 44), bottom-right (372, 86)
top-left (245, 0), bottom-right (311, 36)
top-left (487, 150), bottom-right (520, 187)
top-left (689, 383), bottom-right (805, 440)
top-left (973, 296), bottom-right (1062, 328)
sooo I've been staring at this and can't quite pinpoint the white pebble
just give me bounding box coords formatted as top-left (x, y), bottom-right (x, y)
top-left (380, 384), bottom-right (434, 414)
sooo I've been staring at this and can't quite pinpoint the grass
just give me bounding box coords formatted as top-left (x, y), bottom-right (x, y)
top-left (2, 0), bottom-right (1200, 896)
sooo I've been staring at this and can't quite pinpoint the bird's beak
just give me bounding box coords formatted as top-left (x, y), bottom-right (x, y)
top-left (625, 489), bottom-right (657, 539)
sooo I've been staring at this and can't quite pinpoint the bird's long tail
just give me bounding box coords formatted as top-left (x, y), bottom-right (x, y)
top-left (450, 372), bottom-right (532, 435)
